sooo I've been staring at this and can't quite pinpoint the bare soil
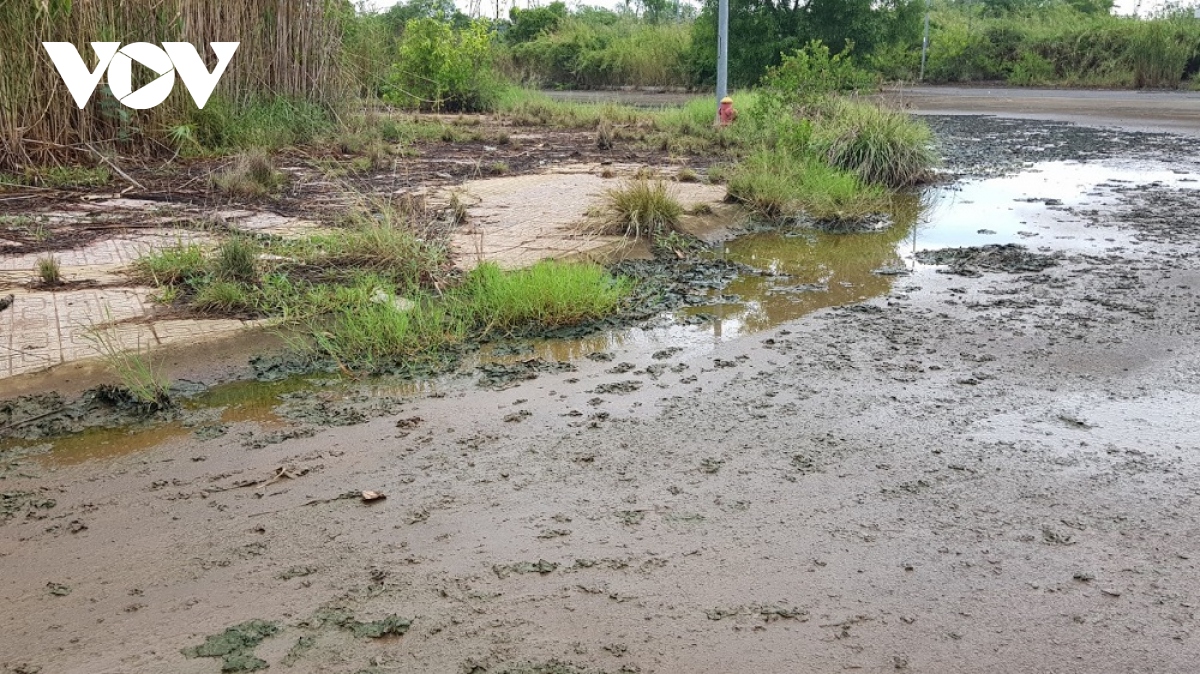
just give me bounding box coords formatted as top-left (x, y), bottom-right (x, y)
top-left (4, 104), bottom-right (1200, 674)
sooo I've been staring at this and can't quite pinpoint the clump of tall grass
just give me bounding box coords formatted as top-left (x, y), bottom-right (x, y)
top-left (289, 208), bottom-right (449, 291)
top-left (85, 318), bottom-right (171, 411)
top-left (213, 150), bottom-right (286, 198)
top-left (464, 261), bottom-right (630, 336)
top-left (603, 178), bottom-right (684, 237)
top-left (36, 255), bottom-right (61, 285)
top-left (809, 99), bottom-right (936, 188)
top-left (313, 293), bottom-right (466, 371)
top-left (214, 237), bottom-right (259, 282)
top-left (727, 148), bottom-right (890, 225)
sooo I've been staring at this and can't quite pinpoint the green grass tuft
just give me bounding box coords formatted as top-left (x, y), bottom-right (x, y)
top-left (727, 148), bottom-right (890, 225)
top-left (464, 261), bottom-right (630, 336)
top-left (132, 243), bottom-right (207, 285)
top-left (604, 178), bottom-right (684, 237)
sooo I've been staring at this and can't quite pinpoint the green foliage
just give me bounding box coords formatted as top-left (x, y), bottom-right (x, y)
top-left (507, 2), bottom-right (569, 44)
top-left (604, 179), bottom-right (685, 237)
top-left (507, 16), bottom-right (691, 88)
top-left (463, 261), bottom-right (631, 335)
top-left (923, 5), bottom-right (1200, 88)
top-left (386, 18), bottom-right (502, 112)
top-left (809, 98), bottom-right (935, 187)
top-left (761, 41), bottom-right (878, 105)
top-left (727, 148), bottom-right (890, 225)
top-left (133, 243), bottom-right (207, 285)
top-left (1127, 19), bottom-right (1192, 88)
top-left (687, 0), bottom-right (922, 87)
top-left (188, 97), bottom-right (332, 152)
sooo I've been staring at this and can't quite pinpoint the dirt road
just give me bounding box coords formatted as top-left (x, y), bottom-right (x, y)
top-left (3, 113), bottom-right (1200, 673)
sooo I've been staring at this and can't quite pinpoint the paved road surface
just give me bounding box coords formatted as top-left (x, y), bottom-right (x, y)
top-left (548, 85), bottom-right (1200, 134)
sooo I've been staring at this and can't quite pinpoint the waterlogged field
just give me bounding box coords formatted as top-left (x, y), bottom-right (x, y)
top-left (4, 100), bottom-right (1200, 674)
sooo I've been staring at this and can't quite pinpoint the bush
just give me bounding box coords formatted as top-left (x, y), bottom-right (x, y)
top-left (386, 18), bottom-right (502, 112)
top-left (761, 40), bottom-right (878, 105)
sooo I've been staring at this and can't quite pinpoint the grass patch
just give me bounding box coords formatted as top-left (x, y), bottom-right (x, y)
top-left (809, 99), bottom-right (936, 188)
top-left (36, 255), bottom-right (60, 285)
top-left (313, 292), bottom-right (466, 371)
top-left (132, 243), bottom-right (208, 285)
top-left (192, 281), bottom-right (255, 314)
top-left (213, 150), bottom-right (286, 198)
top-left (464, 261), bottom-right (630, 336)
top-left (40, 166), bottom-right (111, 188)
top-left (603, 178), bottom-right (684, 237)
top-left (214, 237), bottom-right (259, 282)
top-left (85, 321), bottom-right (171, 411)
top-left (727, 148), bottom-right (889, 225)
top-left (286, 216), bottom-right (447, 291)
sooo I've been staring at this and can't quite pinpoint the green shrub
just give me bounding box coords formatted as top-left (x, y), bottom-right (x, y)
top-left (761, 40), bottom-right (878, 105)
top-left (386, 18), bottom-right (502, 112)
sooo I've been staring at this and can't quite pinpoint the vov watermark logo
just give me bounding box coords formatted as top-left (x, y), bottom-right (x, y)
top-left (41, 42), bottom-right (239, 110)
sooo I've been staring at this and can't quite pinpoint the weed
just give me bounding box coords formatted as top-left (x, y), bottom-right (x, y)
top-left (151, 285), bottom-right (180, 305)
top-left (213, 150), bottom-right (286, 197)
top-left (85, 318), bottom-right (171, 411)
top-left (36, 255), bottom-right (61, 285)
top-left (487, 161), bottom-right (510, 175)
top-left (597, 120), bottom-right (614, 150)
top-left (288, 206), bottom-right (448, 291)
top-left (727, 148), bottom-right (889, 224)
top-left (39, 166), bottom-right (110, 188)
top-left (192, 281), bottom-right (255, 313)
top-left (809, 99), bottom-right (936, 188)
top-left (604, 178), bottom-right (684, 237)
top-left (463, 261), bottom-right (631, 336)
top-left (214, 237), bottom-right (259, 282)
top-left (313, 295), bottom-right (466, 370)
top-left (132, 243), bottom-right (207, 285)
top-left (600, 167), bottom-right (616, 179)
top-left (677, 168), bottom-right (700, 183)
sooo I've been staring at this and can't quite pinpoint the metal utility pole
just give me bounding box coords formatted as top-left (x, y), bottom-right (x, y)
top-left (919, 0), bottom-right (930, 81)
top-left (716, 0), bottom-right (728, 120)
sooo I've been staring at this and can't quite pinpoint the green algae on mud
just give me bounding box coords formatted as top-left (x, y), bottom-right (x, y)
top-left (182, 620), bottom-right (280, 673)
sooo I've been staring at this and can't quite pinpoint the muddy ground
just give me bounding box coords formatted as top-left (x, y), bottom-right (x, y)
top-left (4, 107), bottom-right (1200, 673)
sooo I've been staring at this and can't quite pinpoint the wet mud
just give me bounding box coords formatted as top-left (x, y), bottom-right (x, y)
top-left (4, 114), bottom-right (1200, 674)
